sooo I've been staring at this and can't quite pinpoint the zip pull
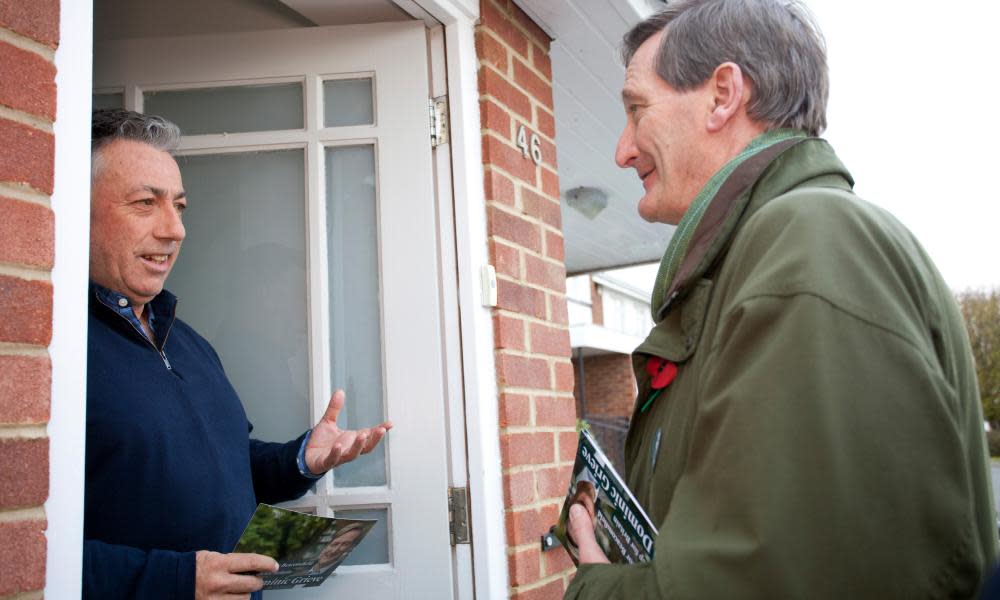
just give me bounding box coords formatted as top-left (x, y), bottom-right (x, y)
top-left (160, 351), bottom-right (172, 371)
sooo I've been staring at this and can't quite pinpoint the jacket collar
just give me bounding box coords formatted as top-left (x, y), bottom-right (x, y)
top-left (636, 137), bottom-right (854, 363)
top-left (89, 281), bottom-right (178, 349)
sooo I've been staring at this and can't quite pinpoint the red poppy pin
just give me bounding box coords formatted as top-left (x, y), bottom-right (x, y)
top-left (645, 356), bottom-right (678, 389)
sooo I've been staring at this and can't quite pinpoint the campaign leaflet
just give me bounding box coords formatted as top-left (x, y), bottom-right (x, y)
top-left (233, 504), bottom-right (375, 590)
top-left (554, 428), bottom-right (657, 565)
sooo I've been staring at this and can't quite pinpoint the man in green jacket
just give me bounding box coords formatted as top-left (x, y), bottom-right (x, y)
top-left (564, 0), bottom-right (997, 597)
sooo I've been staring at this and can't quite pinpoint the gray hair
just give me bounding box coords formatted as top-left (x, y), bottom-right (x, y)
top-left (622, 0), bottom-right (828, 136)
top-left (91, 108), bottom-right (181, 176)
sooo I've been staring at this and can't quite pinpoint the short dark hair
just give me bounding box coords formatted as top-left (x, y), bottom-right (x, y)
top-left (622, 0), bottom-right (828, 136)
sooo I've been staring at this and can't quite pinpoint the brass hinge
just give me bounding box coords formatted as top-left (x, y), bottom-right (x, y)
top-left (430, 95), bottom-right (450, 147)
top-left (448, 486), bottom-right (470, 545)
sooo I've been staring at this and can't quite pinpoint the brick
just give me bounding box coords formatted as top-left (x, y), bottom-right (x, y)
top-left (591, 281), bottom-right (604, 325)
top-left (496, 353), bottom-right (550, 389)
top-left (497, 278), bottom-right (546, 319)
top-left (0, 42), bottom-right (56, 121)
top-left (509, 2), bottom-right (552, 49)
top-left (480, 0), bottom-right (529, 58)
top-left (0, 0), bottom-right (59, 47)
top-left (538, 135), bottom-right (558, 170)
top-left (502, 469), bottom-right (536, 506)
top-left (0, 197), bottom-right (54, 268)
top-left (484, 167), bottom-right (516, 207)
top-left (536, 395), bottom-right (576, 428)
top-left (544, 230), bottom-right (564, 262)
top-left (529, 322), bottom-right (569, 358)
top-left (525, 254), bottom-right (566, 294)
top-left (522, 187), bottom-right (561, 229)
top-left (505, 502), bottom-right (561, 546)
top-left (476, 29), bottom-right (509, 74)
top-left (536, 106), bottom-right (556, 140)
top-left (482, 134), bottom-right (537, 185)
top-left (490, 239), bottom-right (521, 279)
top-left (536, 465), bottom-right (573, 500)
top-left (540, 166), bottom-right (560, 199)
top-left (0, 354), bottom-right (50, 424)
top-left (508, 546), bottom-right (541, 587)
top-left (542, 546), bottom-right (575, 577)
top-left (531, 44), bottom-right (553, 81)
top-left (0, 437), bottom-right (48, 509)
top-left (489, 206), bottom-right (541, 252)
top-left (478, 66), bottom-right (533, 121)
top-left (494, 313), bottom-right (527, 351)
top-left (480, 98), bottom-right (512, 137)
top-left (549, 292), bottom-right (569, 325)
top-left (501, 431), bottom-right (555, 467)
top-left (0, 118), bottom-right (54, 194)
top-left (558, 431), bottom-right (578, 462)
top-left (499, 391), bottom-right (531, 427)
top-left (554, 359), bottom-right (576, 393)
top-left (0, 276), bottom-right (52, 345)
top-left (511, 580), bottom-right (566, 600)
top-left (0, 519), bottom-right (46, 596)
top-left (514, 58), bottom-right (554, 108)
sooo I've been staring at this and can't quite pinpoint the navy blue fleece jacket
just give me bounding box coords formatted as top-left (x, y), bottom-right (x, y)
top-left (83, 286), bottom-right (315, 599)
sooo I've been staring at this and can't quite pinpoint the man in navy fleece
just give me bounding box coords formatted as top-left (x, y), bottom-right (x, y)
top-left (84, 108), bottom-right (392, 599)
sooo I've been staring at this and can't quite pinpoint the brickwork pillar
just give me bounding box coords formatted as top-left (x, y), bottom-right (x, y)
top-left (476, 1), bottom-right (577, 597)
top-left (0, 1), bottom-right (59, 597)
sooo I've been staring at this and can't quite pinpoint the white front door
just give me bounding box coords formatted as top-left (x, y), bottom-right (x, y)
top-left (95, 22), bottom-right (457, 598)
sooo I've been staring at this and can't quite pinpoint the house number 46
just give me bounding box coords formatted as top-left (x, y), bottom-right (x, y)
top-left (516, 125), bottom-right (542, 165)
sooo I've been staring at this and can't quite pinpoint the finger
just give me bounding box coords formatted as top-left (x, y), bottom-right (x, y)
top-left (568, 504), bottom-right (609, 564)
top-left (361, 427), bottom-right (386, 454)
top-left (220, 573), bottom-right (266, 594)
top-left (225, 553), bottom-right (280, 574)
top-left (339, 431), bottom-right (367, 465)
top-left (320, 390), bottom-right (346, 424)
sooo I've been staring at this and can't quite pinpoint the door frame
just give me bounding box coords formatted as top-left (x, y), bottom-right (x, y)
top-left (48, 1), bottom-right (507, 599)
top-left (410, 2), bottom-right (509, 599)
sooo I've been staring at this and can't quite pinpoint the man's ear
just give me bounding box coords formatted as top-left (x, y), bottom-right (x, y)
top-left (706, 62), bottom-right (749, 132)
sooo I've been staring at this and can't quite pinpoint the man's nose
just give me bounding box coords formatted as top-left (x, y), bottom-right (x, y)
top-left (155, 205), bottom-right (186, 242)
top-left (615, 125), bottom-right (637, 169)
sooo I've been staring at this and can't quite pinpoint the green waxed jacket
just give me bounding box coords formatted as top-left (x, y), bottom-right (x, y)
top-left (566, 138), bottom-right (997, 599)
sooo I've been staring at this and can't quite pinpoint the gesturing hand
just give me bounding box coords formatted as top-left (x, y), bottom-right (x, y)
top-left (194, 551), bottom-right (278, 600)
top-left (304, 390), bottom-right (393, 475)
top-left (567, 503), bottom-right (611, 564)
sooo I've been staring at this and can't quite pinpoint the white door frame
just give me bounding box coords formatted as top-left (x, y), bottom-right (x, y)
top-left (403, 2), bottom-right (510, 600)
top-left (46, 1), bottom-right (93, 598)
top-left (46, 1), bottom-right (506, 599)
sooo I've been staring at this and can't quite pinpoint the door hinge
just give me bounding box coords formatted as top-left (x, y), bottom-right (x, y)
top-left (430, 95), bottom-right (450, 148)
top-left (448, 486), bottom-right (470, 545)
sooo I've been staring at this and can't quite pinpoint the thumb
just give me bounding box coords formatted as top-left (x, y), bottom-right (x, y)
top-left (321, 390), bottom-right (345, 424)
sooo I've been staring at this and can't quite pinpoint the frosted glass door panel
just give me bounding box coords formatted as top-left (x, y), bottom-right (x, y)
top-left (93, 92), bottom-right (123, 110)
top-left (323, 78), bottom-right (374, 127)
top-left (326, 145), bottom-right (385, 487)
top-left (170, 149), bottom-right (310, 443)
top-left (144, 83), bottom-right (304, 134)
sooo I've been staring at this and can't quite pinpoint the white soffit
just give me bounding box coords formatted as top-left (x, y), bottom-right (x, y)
top-left (514, 0), bottom-right (672, 275)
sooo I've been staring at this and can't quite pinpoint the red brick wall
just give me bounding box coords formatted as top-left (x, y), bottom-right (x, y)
top-left (572, 354), bottom-right (636, 419)
top-left (477, 1), bottom-right (577, 597)
top-left (0, 0), bottom-right (59, 596)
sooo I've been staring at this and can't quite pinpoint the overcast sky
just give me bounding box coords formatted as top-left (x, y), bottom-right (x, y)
top-left (804, 0), bottom-right (999, 292)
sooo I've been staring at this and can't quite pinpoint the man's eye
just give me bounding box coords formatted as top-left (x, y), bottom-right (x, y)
top-left (175, 203), bottom-right (187, 213)
top-left (136, 199), bottom-right (155, 206)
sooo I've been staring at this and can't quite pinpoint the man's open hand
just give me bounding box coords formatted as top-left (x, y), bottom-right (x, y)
top-left (195, 551), bottom-right (278, 599)
top-left (304, 390), bottom-right (393, 475)
top-left (568, 503), bottom-right (611, 564)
